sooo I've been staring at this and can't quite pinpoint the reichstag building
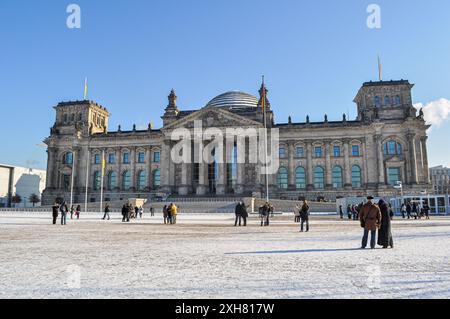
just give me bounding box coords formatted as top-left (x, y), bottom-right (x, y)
top-left (42, 79), bottom-right (432, 205)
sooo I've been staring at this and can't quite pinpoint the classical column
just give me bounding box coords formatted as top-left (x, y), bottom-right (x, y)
top-left (361, 139), bottom-right (368, 187)
top-left (147, 147), bottom-right (152, 190)
top-left (216, 141), bottom-right (226, 195)
top-left (421, 136), bottom-right (430, 184)
top-left (288, 142), bottom-right (295, 189)
top-left (325, 140), bottom-right (332, 188)
top-left (375, 135), bottom-right (386, 185)
top-left (306, 141), bottom-right (313, 190)
top-left (45, 148), bottom-right (55, 189)
top-left (161, 140), bottom-right (171, 193)
top-left (343, 140), bottom-right (351, 188)
top-left (178, 162), bottom-right (189, 195)
top-left (408, 133), bottom-right (418, 184)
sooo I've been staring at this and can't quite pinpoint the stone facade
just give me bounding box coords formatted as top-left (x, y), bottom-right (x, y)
top-left (42, 80), bottom-right (432, 205)
top-left (430, 166), bottom-right (450, 194)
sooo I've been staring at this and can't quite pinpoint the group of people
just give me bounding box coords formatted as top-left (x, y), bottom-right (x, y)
top-left (162, 203), bottom-right (178, 224)
top-left (52, 201), bottom-right (81, 225)
top-left (340, 203), bottom-right (363, 220)
top-left (400, 202), bottom-right (431, 220)
top-left (359, 196), bottom-right (394, 249)
top-left (121, 203), bottom-right (145, 222)
top-left (294, 201), bottom-right (310, 232)
top-left (258, 202), bottom-right (274, 227)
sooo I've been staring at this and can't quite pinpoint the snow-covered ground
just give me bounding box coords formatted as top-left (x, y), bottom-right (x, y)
top-left (1, 212), bottom-right (450, 299)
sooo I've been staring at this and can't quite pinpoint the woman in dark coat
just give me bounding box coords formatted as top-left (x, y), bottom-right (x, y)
top-left (377, 199), bottom-right (394, 249)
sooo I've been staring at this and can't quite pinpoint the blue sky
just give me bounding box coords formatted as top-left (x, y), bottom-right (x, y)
top-left (1, 0), bottom-right (449, 169)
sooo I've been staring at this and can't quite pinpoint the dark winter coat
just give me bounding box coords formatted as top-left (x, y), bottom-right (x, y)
top-left (377, 200), bottom-right (394, 247)
top-left (52, 205), bottom-right (59, 217)
top-left (240, 205), bottom-right (249, 218)
top-left (235, 204), bottom-right (242, 216)
top-left (300, 204), bottom-right (310, 220)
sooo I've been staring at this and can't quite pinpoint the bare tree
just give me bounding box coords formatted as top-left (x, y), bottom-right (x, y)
top-left (29, 194), bottom-right (41, 207)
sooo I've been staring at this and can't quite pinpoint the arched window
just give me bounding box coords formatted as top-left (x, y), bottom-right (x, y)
top-left (352, 165), bottom-right (362, 188)
top-left (71, 114), bottom-right (75, 122)
top-left (93, 171), bottom-right (101, 190)
top-left (277, 167), bottom-right (288, 189)
top-left (137, 171), bottom-right (146, 191)
top-left (108, 172), bottom-right (117, 190)
top-left (122, 171), bottom-right (131, 190)
top-left (78, 113), bottom-right (82, 121)
top-left (63, 152), bottom-right (73, 165)
top-left (384, 96), bottom-right (391, 105)
top-left (332, 166), bottom-right (343, 188)
top-left (295, 167), bottom-right (306, 189)
top-left (314, 166), bottom-right (325, 189)
top-left (153, 169), bottom-right (161, 188)
top-left (374, 96), bottom-right (381, 107)
top-left (383, 140), bottom-right (402, 155)
top-left (395, 95), bottom-right (401, 105)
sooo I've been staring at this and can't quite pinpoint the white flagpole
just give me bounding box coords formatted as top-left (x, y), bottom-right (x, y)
top-left (100, 150), bottom-right (105, 214)
top-left (70, 150), bottom-right (76, 209)
top-left (84, 149), bottom-right (90, 213)
top-left (262, 76), bottom-right (270, 203)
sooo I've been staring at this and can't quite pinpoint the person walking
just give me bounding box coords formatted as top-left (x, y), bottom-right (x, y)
top-left (163, 205), bottom-right (168, 224)
top-left (300, 201), bottom-right (310, 232)
top-left (241, 202), bottom-right (248, 227)
top-left (76, 205), bottom-right (81, 219)
top-left (70, 205), bottom-right (75, 220)
top-left (352, 205), bottom-right (358, 220)
top-left (412, 203), bottom-right (418, 220)
top-left (347, 204), bottom-right (352, 220)
top-left (121, 204), bottom-right (127, 223)
top-left (401, 203), bottom-right (407, 219)
top-left (52, 202), bottom-right (59, 225)
top-left (260, 203), bottom-right (270, 227)
top-left (377, 199), bottom-right (394, 249)
top-left (139, 206), bottom-right (144, 219)
top-left (423, 203), bottom-right (431, 220)
top-left (406, 202), bottom-right (412, 219)
top-left (359, 196), bottom-right (382, 249)
top-left (339, 205), bottom-right (344, 220)
top-left (167, 204), bottom-right (173, 224)
top-left (150, 207), bottom-right (155, 217)
top-left (103, 204), bottom-right (111, 220)
top-left (295, 205), bottom-right (301, 223)
top-left (234, 202), bottom-right (242, 227)
top-left (172, 203), bottom-right (178, 224)
top-left (60, 201), bottom-right (68, 226)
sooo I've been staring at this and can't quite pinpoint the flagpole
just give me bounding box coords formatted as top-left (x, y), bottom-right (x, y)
top-left (262, 76), bottom-right (270, 203)
top-left (100, 150), bottom-right (105, 214)
top-left (84, 148), bottom-right (90, 213)
top-left (70, 150), bottom-right (76, 209)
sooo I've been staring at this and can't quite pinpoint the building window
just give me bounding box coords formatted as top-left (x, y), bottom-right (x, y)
top-left (153, 169), bottom-right (161, 188)
top-left (383, 141), bottom-right (402, 156)
top-left (108, 154), bottom-right (115, 164)
top-left (314, 146), bottom-right (323, 158)
top-left (277, 167), bottom-right (288, 189)
top-left (153, 151), bottom-right (161, 163)
top-left (388, 167), bottom-right (401, 186)
top-left (138, 152), bottom-right (145, 163)
top-left (279, 148), bottom-right (287, 159)
top-left (93, 171), bottom-right (101, 190)
top-left (374, 96), bottom-right (381, 107)
top-left (332, 166), bottom-right (343, 188)
top-left (137, 171), bottom-right (146, 191)
top-left (64, 114), bottom-right (68, 123)
top-left (314, 167), bottom-right (325, 189)
top-left (62, 174), bottom-right (71, 190)
top-left (352, 165), bottom-right (362, 188)
top-left (123, 152), bottom-right (130, 164)
top-left (78, 113), bottom-right (82, 121)
top-left (295, 167), bottom-right (306, 189)
top-left (395, 95), bottom-right (401, 105)
top-left (333, 146), bottom-right (341, 157)
top-left (108, 172), bottom-right (117, 190)
top-left (296, 147), bottom-right (305, 158)
top-left (384, 96), bottom-right (391, 105)
top-left (352, 145), bottom-right (360, 156)
top-left (122, 171), bottom-right (131, 190)
top-left (94, 154), bottom-right (101, 165)
top-left (71, 114), bottom-right (75, 122)
top-left (63, 152), bottom-right (73, 165)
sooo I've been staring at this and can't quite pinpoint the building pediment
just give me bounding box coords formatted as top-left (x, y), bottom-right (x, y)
top-left (162, 106), bottom-right (263, 131)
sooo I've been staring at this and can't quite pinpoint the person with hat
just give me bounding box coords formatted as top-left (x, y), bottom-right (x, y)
top-left (359, 196), bottom-right (382, 249)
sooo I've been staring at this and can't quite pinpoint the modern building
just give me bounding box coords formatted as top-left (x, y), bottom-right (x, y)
top-left (430, 166), bottom-right (450, 195)
top-left (0, 164), bottom-right (46, 208)
top-left (42, 79), bottom-right (432, 205)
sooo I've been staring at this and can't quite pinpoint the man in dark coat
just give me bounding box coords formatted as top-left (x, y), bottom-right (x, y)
top-left (52, 202), bottom-right (59, 225)
top-left (234, 202), bottom-right (242, 227)
top-left (377, 199), bottom-right (394, 249)
top-left (406, 202), bottom-right (412, 219)
top-left (300, 201), bottom-right (310, 232)
top-left (121, 204), bottom-right (127, 222)
top-left (359, 196), bottom-right (382, 249)
top-left (240, 202), bottom-right (248, 227)
top-left (60, 201), bottom-right (68, 225)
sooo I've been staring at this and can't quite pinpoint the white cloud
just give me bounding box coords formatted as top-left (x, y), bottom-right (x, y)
top-left (414, 98), bottom-right (450, 127)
